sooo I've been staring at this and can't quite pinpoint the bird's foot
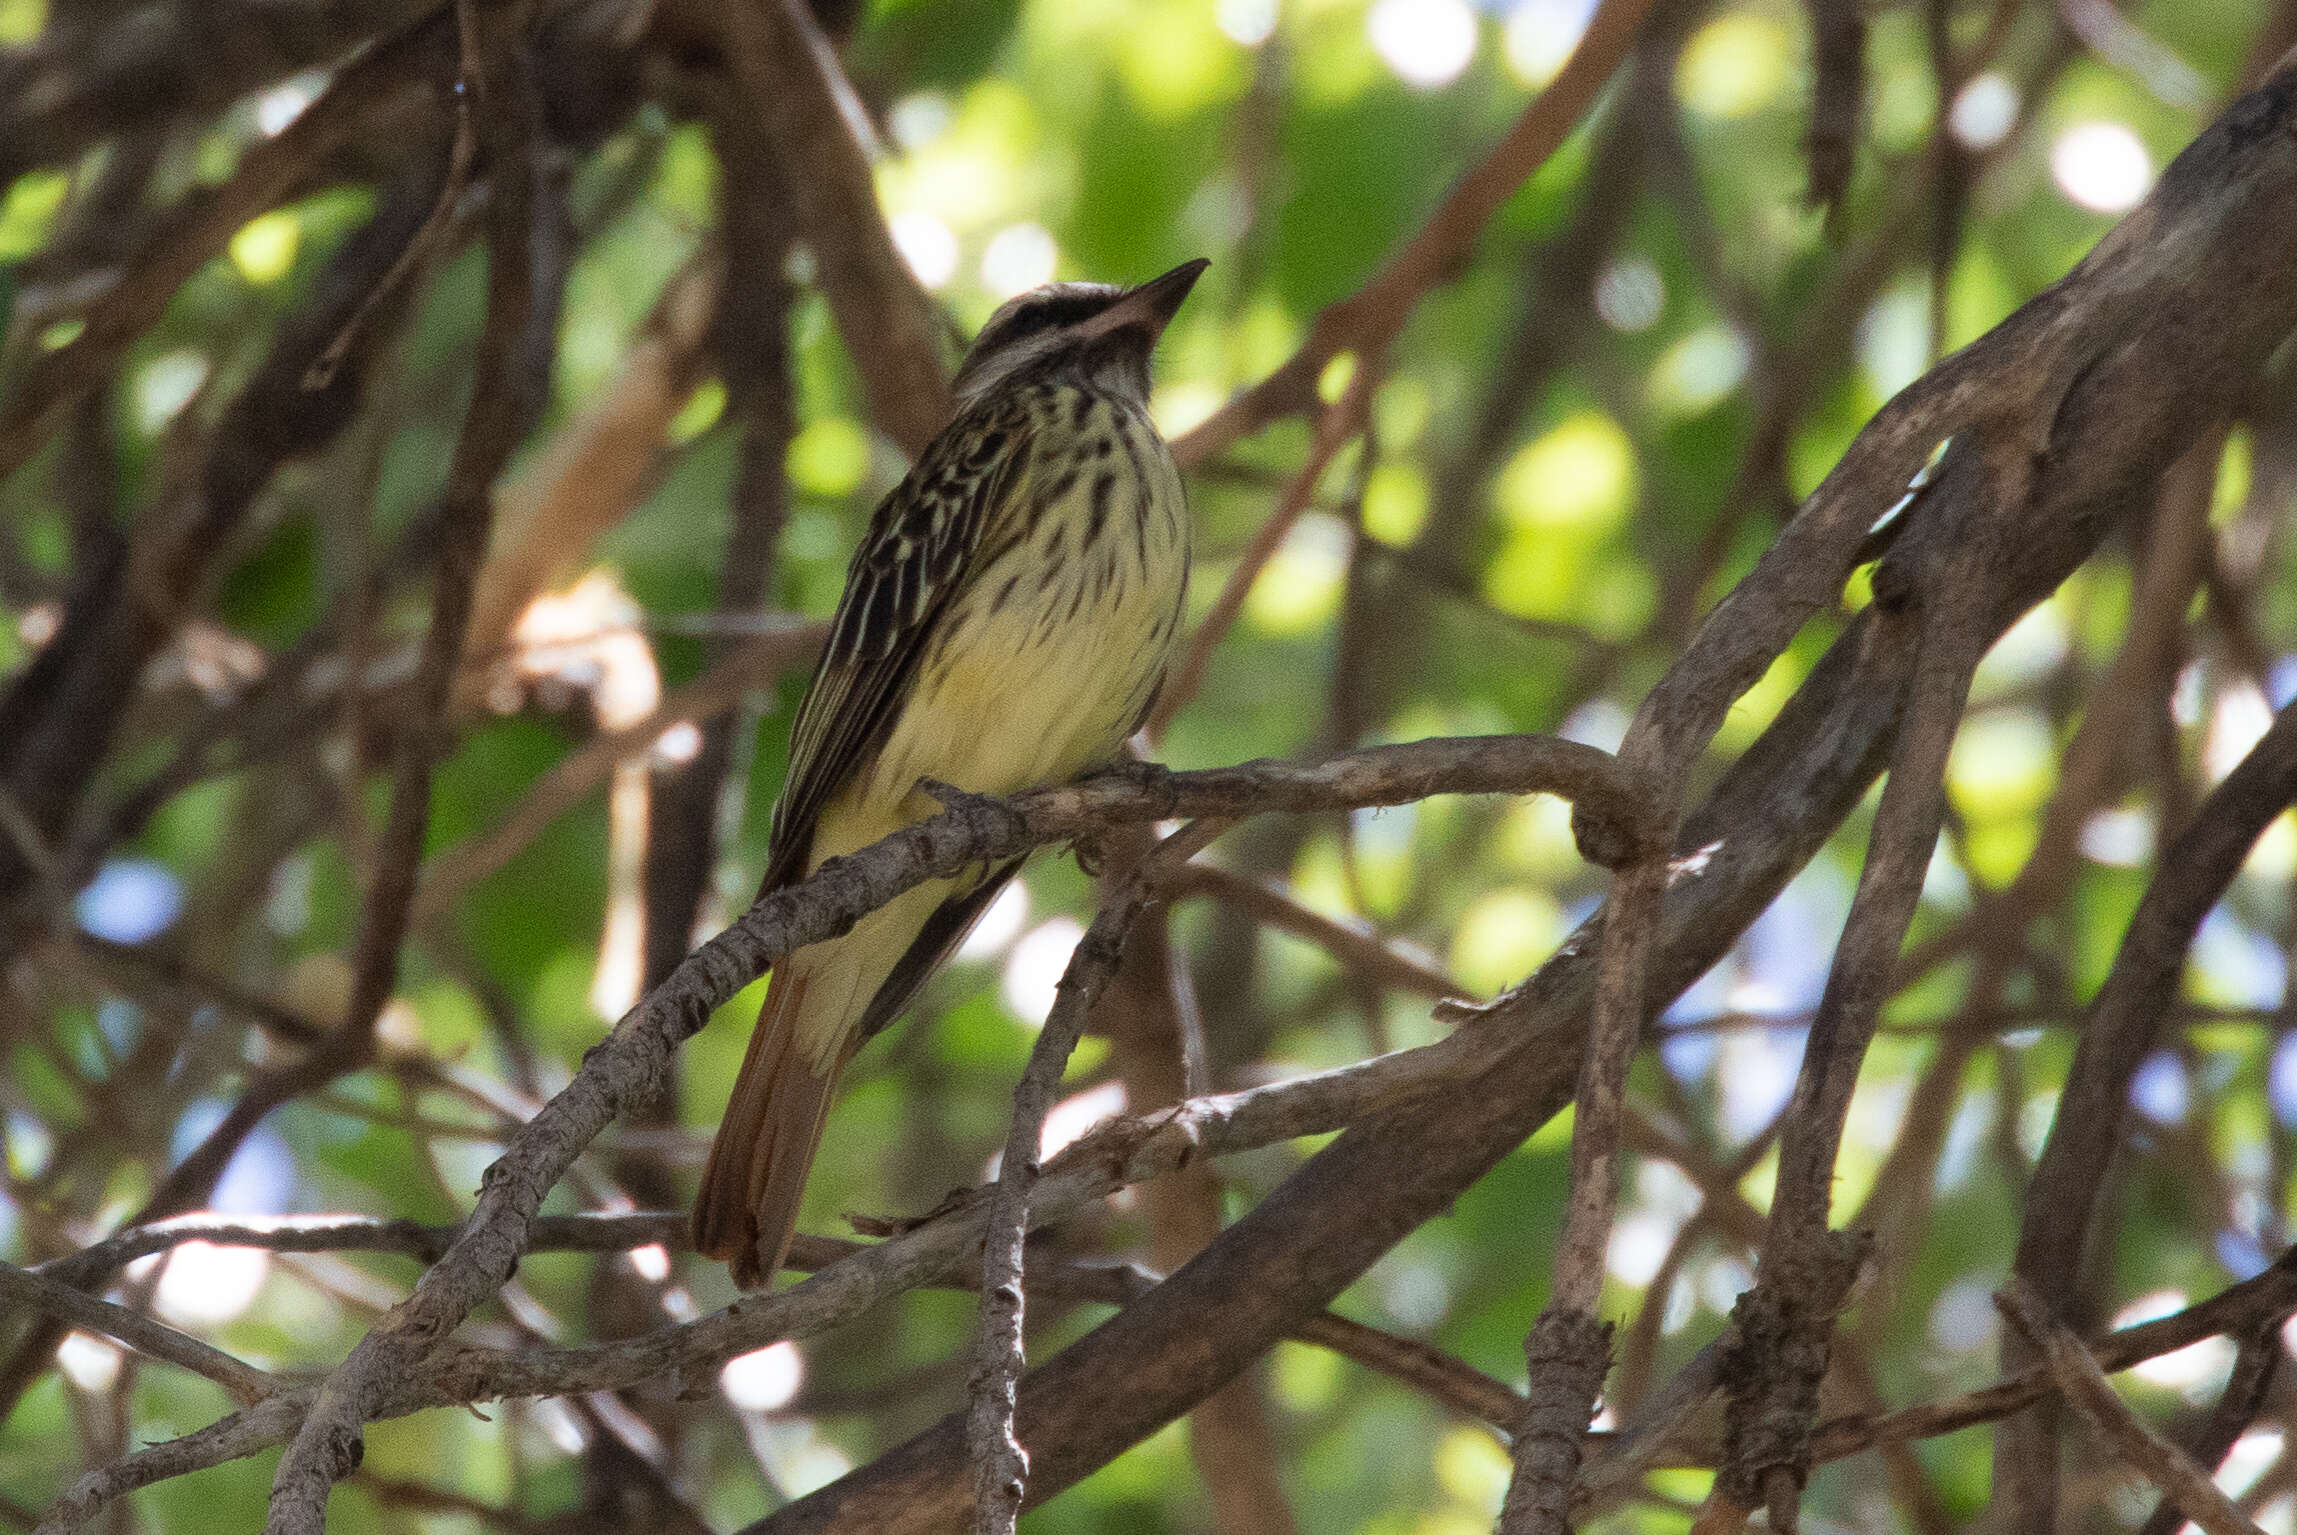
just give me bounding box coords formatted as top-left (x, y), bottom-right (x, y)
top-left (845, 1186), bottom-right (977, 1238)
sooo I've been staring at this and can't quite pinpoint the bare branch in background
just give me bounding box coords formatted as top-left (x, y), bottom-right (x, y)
top-left (1499, 845), bottom-right (1667, 1533)
top-left (0, 8), bottom-right (457, 480)
top-left (0, 1261), bottom-right (278, 1406)
top-left (1996, 1280), bottom-right (2267, 1535)
top-left (17, 5), bottom-right (2297, 1532)
top-left (458, 247), bottom-right (725, 684)
top-left (1802, 0), bottom-right (1866, 226)
top-left (967, 821), bottom-right (1223, 1535)
top-left (712, 0), bottom-right (950, 455)
top-left (1172, 0), bottom-right (1662, 471)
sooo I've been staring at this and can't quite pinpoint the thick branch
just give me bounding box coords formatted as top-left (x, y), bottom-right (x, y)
top-left (745, 52), bottom-right (2297, 1526)
top-left (227, 734), bottom-right (1641, 1532)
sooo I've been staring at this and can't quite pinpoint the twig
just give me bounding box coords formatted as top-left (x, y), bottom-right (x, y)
top-left (2133, 1318), bottom-right (2282, 1535)
top-left (712, 0), bottom-right (949, 455)
top-left (1579, 1336), bottom-right (1730, 1512)
top-left (1292, 1312), bottom-right (1525, 1435)
top-left (1151, 360), bottom-right (1374, 736)
top-left (1996, 1280), bottom-right (2267, 1535)
top-left (265, 26), bottom-right (540, 1531)
top-left (1498, 846), bottom-right (1667, 1532)
top-left (35, 1392), bottom-right (313, 1535)
top-left (2002, 687), bottom-right (2297, 1489)
top-left (415, 620), bottom-right (829, 918)
top-left (1169, 862), bottom-right (1471, 1002)
top-left (301, 0), bottom-right (483, 391)
top-left (1170, 0), bottom-right (1661, 469)
top-left (968, 820), bottom-right (1226, 1534)
top-left (1807, 1250), bottom-right (2297, 1464)
top-left (0, 1262), bottom-right (277, 1407)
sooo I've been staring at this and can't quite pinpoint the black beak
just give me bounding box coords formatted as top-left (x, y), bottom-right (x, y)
top-left (1079, 257), bottom-right (1210, 342)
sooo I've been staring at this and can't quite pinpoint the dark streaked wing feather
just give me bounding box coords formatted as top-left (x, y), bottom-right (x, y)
top-left (759, 402), bottom-right (1034, 895)
top-left (852, 855), bottom-right (1028, 1045)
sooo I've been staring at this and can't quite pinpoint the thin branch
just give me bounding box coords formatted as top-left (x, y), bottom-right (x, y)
top-left (1170, 0), bottom-right (1662, 469)
top-left (1698, 443), bottom-right (2010, 1534)
top-left (35, 1392), bottom-right (312, 1535)
top-left (2007, 694), bottom-right (2297, 1295)
top-left (1169, 860), bottom-right (1471, 1001)
top-left (1151, 362), bottom-right (1373, 736)
top-left (1499, 847), bottom-right (1667, 1533)
top-left (334, 0), bottom-right (534, 1071)
top-left (456, 247), bottom-right (726, 684)
top-left (712, 0), bottom-right (950, 455)
top-left (0, 1262), bottom-right (277, 1407)
top-left (301, 2), bottom-right (483, 391)
top-left (265, 23), bottom-right (540, 1530)
top-left (2133, 1318), bottom-right (2282, 1535)
top-left (1807, 1250), bottom-right (2297, 1462)
top-left (1996, 1280), bottom-right (2267, 1535)
top-left (968, 820), bottom-right (1226, 1535)
top-left (0, 8), bottom-right (456, 480)
top-left (414, 619), bottom-right (828, 919)
top-left (1292, 1312), bottom-right (1525, 1435)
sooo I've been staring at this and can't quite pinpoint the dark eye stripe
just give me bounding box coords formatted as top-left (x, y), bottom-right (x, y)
top-left (978, 292), bottom-right (1108, 353)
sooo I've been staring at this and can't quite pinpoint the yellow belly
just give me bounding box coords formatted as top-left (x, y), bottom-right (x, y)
top-left (788, 395), bottom-right (1188, 1064)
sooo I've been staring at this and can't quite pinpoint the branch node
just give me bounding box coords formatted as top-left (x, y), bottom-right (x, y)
top-left (1498, 1306), bottom-right (1613, 1533)
top-left (1713, 1229), bottom-right (1869, 1511)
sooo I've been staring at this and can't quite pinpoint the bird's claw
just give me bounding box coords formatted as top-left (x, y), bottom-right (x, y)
top-left (1071, 832), bottom-right (1111, 877)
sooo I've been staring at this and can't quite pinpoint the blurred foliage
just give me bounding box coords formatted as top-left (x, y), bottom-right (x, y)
top-left (6, 0), bottom-right (2297, 1531)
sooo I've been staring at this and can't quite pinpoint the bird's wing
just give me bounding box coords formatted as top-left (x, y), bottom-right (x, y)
top-left (759, 407), bottom-right (1034, 894)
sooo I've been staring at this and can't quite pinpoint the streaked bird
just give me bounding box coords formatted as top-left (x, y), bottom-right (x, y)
top-left (694, 258), bottom-right (1208, 1287)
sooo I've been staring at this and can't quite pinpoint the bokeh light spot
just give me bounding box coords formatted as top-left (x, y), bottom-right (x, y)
top-left (2052, 122), bottom-right (2152, 213)
top-left (1503, 0), bottom-right (1596, 88)
top-left (1676, 15), bottom-right (1791, 121)
top-left (787, 417), bottom-right (871, 498)
top-left (1368, 0), bottom-right (1478, 90)
top-left (888, 210), bottom-right (959, 289)
top-left (1950, 73), bottom-right (2018, 150)
top-left (721, 1341), bottom-right (804, 1412)
top-left (981, 222), bottom-right (1058, 298)
top-left (1493, 410), bottom-right (1636, 534)
top-left (77, 859), bottom-right (185, 944)
top-left (229, 211), bottom-right (301, 285)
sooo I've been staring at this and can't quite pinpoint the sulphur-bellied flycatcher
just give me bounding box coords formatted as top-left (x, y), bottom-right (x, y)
top-left (694, 259), bottom-right (1207, 1287)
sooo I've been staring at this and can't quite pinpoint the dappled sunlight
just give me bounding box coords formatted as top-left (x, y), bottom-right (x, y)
top-left (11, 0), bottom-right (2297, 1529)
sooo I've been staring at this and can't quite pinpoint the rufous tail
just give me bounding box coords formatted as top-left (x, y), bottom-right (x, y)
top-left (692, 971), bottom-right (842, 1288)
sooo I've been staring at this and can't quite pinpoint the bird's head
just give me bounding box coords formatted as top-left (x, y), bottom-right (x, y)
top-left (952, 258), bottom-right (1209, 408)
